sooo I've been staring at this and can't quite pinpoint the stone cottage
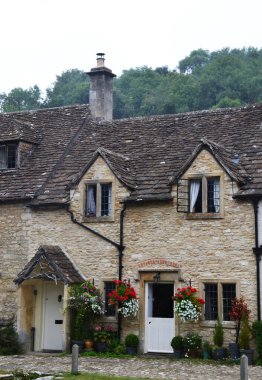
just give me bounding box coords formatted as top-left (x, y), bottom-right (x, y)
top-left (0, 54), bottom-right (262, 353)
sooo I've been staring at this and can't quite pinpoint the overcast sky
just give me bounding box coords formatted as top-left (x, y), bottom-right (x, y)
top-left (1, 0), bottom-right (262, 95)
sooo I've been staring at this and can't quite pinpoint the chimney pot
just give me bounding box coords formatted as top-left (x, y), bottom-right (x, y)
top-left (96, 52), bottom-right (105, 67)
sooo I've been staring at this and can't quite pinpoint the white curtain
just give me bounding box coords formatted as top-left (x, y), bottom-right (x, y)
top-left (213, 178), bottom-right (220, 213)
top-left (0, 146), bottom-right (6, 169)
top-left (190, 180), bottom-right (200, 212)
top-left (87, 186), bottom-right (96, 215)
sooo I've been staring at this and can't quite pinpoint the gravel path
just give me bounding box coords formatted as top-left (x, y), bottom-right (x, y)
top-left (0, 354), bottom-right (261, 380)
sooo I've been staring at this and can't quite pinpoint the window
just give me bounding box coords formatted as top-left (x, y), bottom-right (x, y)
top-left (204, 282), bottom-right (236, 321)
top-left (189, 176), bottom-right (220, 213)
top-left (0, 144), bottom-right (17, 169)
top-left (104, 281), bottom-right (116, 317)
top-left (85, 183), bottom-right (112, 217)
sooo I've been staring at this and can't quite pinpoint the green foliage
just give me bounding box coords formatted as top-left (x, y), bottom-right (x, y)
top-left (202, 340), bottom-right (212, 352)
top-left (239, 317), bottom-right (251, 349)
top-left (252, 321), bottom-right (262, 358)
top-left (2, 47), bottom-right (262, 116)
top-left (44, 69), bottom-right (89, 108)
top-left (213, 319), bottom-right (224, 348)
top-left (124, 333), bottom-right (139, 347)
top-left (0, 324), bottom-right (23, 355)
top-left (0, 86), bottom-right (42, 112)
top-left (183, 332), bottom-right (202, 350)
top-left (114, 344), bottom-right (126, 355)
top-left (170, 335), bottom-right (184, 350)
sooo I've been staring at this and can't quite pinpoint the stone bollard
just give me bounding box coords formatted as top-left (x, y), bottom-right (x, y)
top-left (240, 354), bottom-right (248, 380)
top-left (71, 344), bottom-right (79, 374)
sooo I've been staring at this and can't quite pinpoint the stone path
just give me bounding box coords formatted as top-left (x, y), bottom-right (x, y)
top-left (0, 354), bottom-right (261, 380)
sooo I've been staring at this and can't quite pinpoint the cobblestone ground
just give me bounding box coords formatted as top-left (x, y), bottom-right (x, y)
top-left (0, 354), bottom-right (261, 380)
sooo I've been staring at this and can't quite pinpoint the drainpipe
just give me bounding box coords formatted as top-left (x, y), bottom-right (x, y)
top-left (252, 198), bottom-right (261, 321)
top-left (117, 203), bottom-right (126, 340)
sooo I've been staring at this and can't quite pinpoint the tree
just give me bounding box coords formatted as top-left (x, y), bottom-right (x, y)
top-left (0, 86), bottom-right (42, 112)
top-left (44, 69), bottom-right (89, 108)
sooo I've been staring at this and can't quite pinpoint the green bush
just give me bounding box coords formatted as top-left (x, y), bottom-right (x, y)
top-left (124, 333), bottom-right (139, 347)
top-left (183, 332), bottom-right (202, 350)
top-left (252, 321), bottom-right (262, 358)
top-left (171, 336), bottom-right (184, 350)
top-left (213, 319), bottom-right (224, 348)
top-left (0, 324), bottom-right (23, 355)
top-left (239, 317), bottom-right (251, 349)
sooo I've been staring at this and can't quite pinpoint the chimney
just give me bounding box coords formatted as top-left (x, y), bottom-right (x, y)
top-left (87, 53), bottom-right (116, 121)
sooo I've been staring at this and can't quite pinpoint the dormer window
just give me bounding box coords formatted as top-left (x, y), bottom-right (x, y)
top-left (177, 175), bottom-right (222, 217)
top-left (86, 182), bottom-right (112, 217)
top-left (189, 177), bottom-right (220, 213)
top-left (0, 143), bottom-right (17, 169)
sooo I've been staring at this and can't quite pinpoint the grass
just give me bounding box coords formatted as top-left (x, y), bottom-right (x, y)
top-left (64, 373), bottom-right (149, 380)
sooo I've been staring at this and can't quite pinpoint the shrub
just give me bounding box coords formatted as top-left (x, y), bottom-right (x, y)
top-left (0, 324), bottom-right (23, 355)
top-left (239, 317), bottom-right (251, 350)
top-left (183, 332), bottom-right (202, 350)
top-left (252, 321), bottom-right (262, 358)
top-left (213, 319), bottom-right (224, 348)
top-left (171, 336), bottom-right (184, 350)
top-left (202, 340), bottom-right (212, 352)
top-left (124, 333), bottom-right (139, 347)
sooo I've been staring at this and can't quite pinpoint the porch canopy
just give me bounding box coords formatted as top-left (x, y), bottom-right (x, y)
top-left (14, 245), bottom-right (85, 285)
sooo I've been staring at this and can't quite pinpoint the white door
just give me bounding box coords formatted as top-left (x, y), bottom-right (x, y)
top-left (42, 282), bottom-right (64, 351)
top-left (145, 282), bottom-right (174, 353)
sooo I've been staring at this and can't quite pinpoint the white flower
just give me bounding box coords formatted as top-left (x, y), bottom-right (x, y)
top-left (118, 299), bottom-right (139, 317)
top-left (175, 299), bottom-right (201, 322)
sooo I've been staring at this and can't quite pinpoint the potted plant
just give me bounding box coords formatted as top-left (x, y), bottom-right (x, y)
top-left (202, 340), bottom-right (212, 359)
top-left (212, 319), bottom-right (226, 360)
top-left (94, 325), bottom-right (117, 352)
top-left (70, 311), bottom-right (84, 351)
top-left (239, 316), bottom-right (254, 365)
top-left (125, 333), bottom-right (139, 355)
top-left (173, 286), bottom-right (205, 322)
top-left (229, 296), bottom-right (250, 359)
top-left (171, 335), bottom-right (184, 358)
top-left (252, 321), bottom-right (262, 361)
top-left (107, 279), bottom-right (139, 318)
top-left (183, 332), bottom-right (202, 358)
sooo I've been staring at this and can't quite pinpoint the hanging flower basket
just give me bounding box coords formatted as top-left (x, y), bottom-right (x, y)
top-left (107, 279), bottom-right (139, 318)
top-left (173, 286), bottom-right (204, 322)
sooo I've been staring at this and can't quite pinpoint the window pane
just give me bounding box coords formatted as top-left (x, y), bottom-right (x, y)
top-left (189, 179), bottom-right (202, 212)
top-left (222, 284), bottom-right (236, 321)
top-left (7, 144), bottom-right (16, 168)
top-left (104, 281), bottom-right (116, 317)
top-left (204, 283), bottom-right (218, 320)
top-left (101, 184), bottom-right (111, 216)
top-left (207, 177), bottom-right (220, 213)
top-left (86, 185), bottom-right (97, 216)
top-left (0, 146), bottom-right (6, 169)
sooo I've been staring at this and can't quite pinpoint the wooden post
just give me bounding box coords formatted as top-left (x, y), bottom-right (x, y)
top-left (71, 344), bottom-right (79, 374)
top-left (240, 354), bottom-right (248, 380)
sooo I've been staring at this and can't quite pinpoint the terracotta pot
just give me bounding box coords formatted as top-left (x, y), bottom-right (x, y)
top-left (84, 339), bottom-right (94, 350)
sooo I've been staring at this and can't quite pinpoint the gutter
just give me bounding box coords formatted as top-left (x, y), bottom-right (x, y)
top-left (252, 199), bottom-right (261, 321)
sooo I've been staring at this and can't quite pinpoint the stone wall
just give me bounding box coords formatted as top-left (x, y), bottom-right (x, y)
top-left (0, 149), bottom-right (257, 350)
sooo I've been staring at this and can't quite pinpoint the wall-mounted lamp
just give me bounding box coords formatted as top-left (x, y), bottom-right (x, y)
top-left (33, 289), bottom-right (38, 296)
top-left (153, 272), bottom-right (161, 283)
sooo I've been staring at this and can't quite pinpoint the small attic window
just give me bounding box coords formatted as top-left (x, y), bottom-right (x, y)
top-left (0, 143), bottom-right (17, 169)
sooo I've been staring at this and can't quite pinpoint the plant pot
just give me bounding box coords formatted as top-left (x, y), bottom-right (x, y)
top-left (173, 349), bottom-right (184, 358)
top-left (212, 348), bottom-right (226, 360)
top-left (95, 342), bottom-right (108, 353)
top-left (228, 343), bottom-right (239, 359)
top-left (240, 349), bottom-right (254, 365)
top-left (71, 339), bottom-right (84, 353)
top-left (126, 346), bottom-right (137, 355)
top-left (203, 351), bottom-right (210, 359)
top-left (84, 339), bottom-right (94, 350)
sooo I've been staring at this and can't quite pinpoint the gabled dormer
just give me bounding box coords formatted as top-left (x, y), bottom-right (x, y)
top-left (171, 138), bottom-right (251, 218)
top-left (69, 147), bottom-right (136, 222)
top-left (0, 118), bottom-right (40, 170)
